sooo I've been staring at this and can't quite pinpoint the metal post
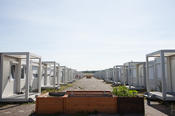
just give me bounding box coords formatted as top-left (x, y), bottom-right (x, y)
top-left (64, 68), bottom-right (66, 84)
top-left (44, 65), bottom-right (47, 85)
top-left (154, 60), bottom-right (158, 89)
top-left (116, 68), bottom-right (119, 82)
top-left (167, 57), bottom-right (172, 92)
top-left (53, 62), bottom-right (56, 88)
top-left (118, 68), bottom-right (121, 82)
top-left (57, 65), bottom-right (60, 87)
top-left (128, 63), bottom-right (131, 89)
top-left (115, 68), bottom-right (117, 82)
top-left (113, 66), bottom-right (115, 82)
top-left (143, 63), bottom-right (147, 89)
top-left (68, 69), bottom-right (70, 82)
top-left (67, 68), bottom-right (69, 82)
top-left (69, 69), bottom-right (71, 82)
top-left (16, 59), bottom-right (21, 93)
top-left (71, 69), bottom-right (73, 82)
top-left (107, 69), bottom-right (109, 82)
top-left (70, 69), bottom-right (71, 82)
top-left (63, 68), bottom-right (65, 84)
top-left (29, 60), bottom-right (33, 88)
top-left (123, 67), bottom-right (126, 85)
top-left (38, 58), bottom-right (41, 93)
top-left (146, 56), bottom-right (150, 92)
top-left (136, 64), bottom-right (139, 86)
top-left (0, 54), bottom-right (4, 100)
top-left (65, 68), bottom-right (68, 84)
top-left (25, 53), bottom-right (30, 100)
top-left (160, 51), bottom-right (167, 100)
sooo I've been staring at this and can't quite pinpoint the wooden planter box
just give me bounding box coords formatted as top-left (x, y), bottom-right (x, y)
top-left (35, 93), bottom-right (65, 114)
top-left (65, 96), bottom-right (117, 114)
top-left (36, 91), bottom-right (144, 114)
top-left (117, 97), bottom-right (144, 114)
top-left (36, 91), bottom-right (117, 114)
top-left (65, 91), bottom-right (117, 114)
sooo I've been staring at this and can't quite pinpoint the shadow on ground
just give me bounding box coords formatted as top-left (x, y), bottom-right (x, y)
top-left (30, 112), bottom-right (144, 116)
top-left (149, 103), bottom-right (170, 115)
top-left (0, 104), bottom-right (21, 110)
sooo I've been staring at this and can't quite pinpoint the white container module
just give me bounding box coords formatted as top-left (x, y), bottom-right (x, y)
top-left (94, 70), bottom-right (105, 80)
top-left (71, 69), bottom-right (76, 82)
top-left (100, 70), bottom-right (106, 80)
top-left (59, 66), bottom-right (65, 84)
top-left (60, 66), bottom-right (79, 84)
top-left (61, 66), bottom-right (68, 84)
top-left (0, 52), bottom-right (41, 102)
top-left (94, 70), bottom-right (101, 79)
top-left (113, 65), bottom-right (123, 84)
top-left (104, 69), bottom-right (109, 81)
top-left (119, 66), bottom-right (126, 85)
top-left (66, 68), bottom-right (75, 83)
top-left (67, 68), bottom-right (72, 83)
top-left (122, 63), bottom-right (129, 85)
top-left (94, 69), bottom-right (113, 82)
top-left (56, 65), bottom-right (61, 85)
top-left (109, 68), bottom-right (114, 82)
top-left (72, 69), bottom-right (75, 81)
top-left (104, 68), bottom-right (113, 82)
top-left (146, 49), bottom-right (175, 101)
top-left (137, 62), bottom-right (146, 89)
top-left (125, 62), bottom-right (146, 90)
top-left (42, 61), bottom-right (60, 89)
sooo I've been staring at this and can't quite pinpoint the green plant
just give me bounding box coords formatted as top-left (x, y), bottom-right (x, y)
top-left (112, 86), bottom-right (138, 97)
top-left (41, 83), bottom-right (73, 94)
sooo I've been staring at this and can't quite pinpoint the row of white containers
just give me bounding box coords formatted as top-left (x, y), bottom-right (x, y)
top-left (0, 52), bottom-right (83, 102)
top-left (94, 49), bottom-right (175, 101)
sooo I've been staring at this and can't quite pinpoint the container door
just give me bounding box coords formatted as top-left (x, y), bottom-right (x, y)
top-left (11, 63), bottom-right (18, 93)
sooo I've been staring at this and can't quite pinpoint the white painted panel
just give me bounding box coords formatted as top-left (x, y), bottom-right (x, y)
top-left (154, 58), bottom-right (168, 92)
top-left (2, 56), bottom-right (18, 97)
top-left (30, 65), bottom-right (39, 91)
top-left (171, 56), bottom-right (175, 92)
top-left (148, 61), bottom-right (156, 91)
top-left (132, 67), bottom-right (137, 86)
top-left (138, 64), bottom-right (144, 87)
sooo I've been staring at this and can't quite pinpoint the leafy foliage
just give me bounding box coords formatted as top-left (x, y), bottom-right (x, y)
top-left (41, 84), bottom-right (73, 94)
top-left (112, 86), bottom-right (138, 97)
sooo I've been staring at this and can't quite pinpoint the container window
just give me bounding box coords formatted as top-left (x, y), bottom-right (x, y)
top-left (50, 70), bottom-right (54, 77)
top-left (21, 65), bottom-right (26, 79)
top-left (42, 70), bottom-right (45, 77)
top-left (32, 66), bottom-right (38, 78)
top-left (11, 64), bottom-right (16, 79)
top-left (33, 74), bottom-right (38, 78)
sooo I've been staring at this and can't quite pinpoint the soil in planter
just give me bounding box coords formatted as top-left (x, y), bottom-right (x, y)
top-left (117, 97), bottom-right (145, 114)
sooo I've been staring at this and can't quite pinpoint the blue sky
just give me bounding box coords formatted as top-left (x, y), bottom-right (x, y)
top-left (0, 0), bottom-right (175, 71)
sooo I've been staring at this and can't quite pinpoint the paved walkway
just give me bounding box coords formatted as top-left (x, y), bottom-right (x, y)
top-left (65, 77), bottom-right (170, 116)
top-left (0, 77), bottom-right (171, 116)
top-left (64, 77), bottom-right (113, 91)
top-left (0, 104), bottom-right (35, 116)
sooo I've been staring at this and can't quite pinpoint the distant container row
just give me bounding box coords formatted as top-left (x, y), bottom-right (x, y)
top-left (94, 49), bottom-right (175, 102)
top-left (0, 52), bottom-right (83, 102)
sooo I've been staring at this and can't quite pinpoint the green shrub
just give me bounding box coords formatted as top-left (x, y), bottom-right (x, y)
top-left (112, 86), bottom-right (138, 97)
top-left (41, 84), bottom-right (73, 94)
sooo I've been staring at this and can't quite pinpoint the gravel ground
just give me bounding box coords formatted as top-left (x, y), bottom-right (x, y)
top-left (0, 77), bottom-right (171, 116)
top-left (63, 77), bottom-right (113, 91)
top-left (0, 103), bottom-right (35, 116)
